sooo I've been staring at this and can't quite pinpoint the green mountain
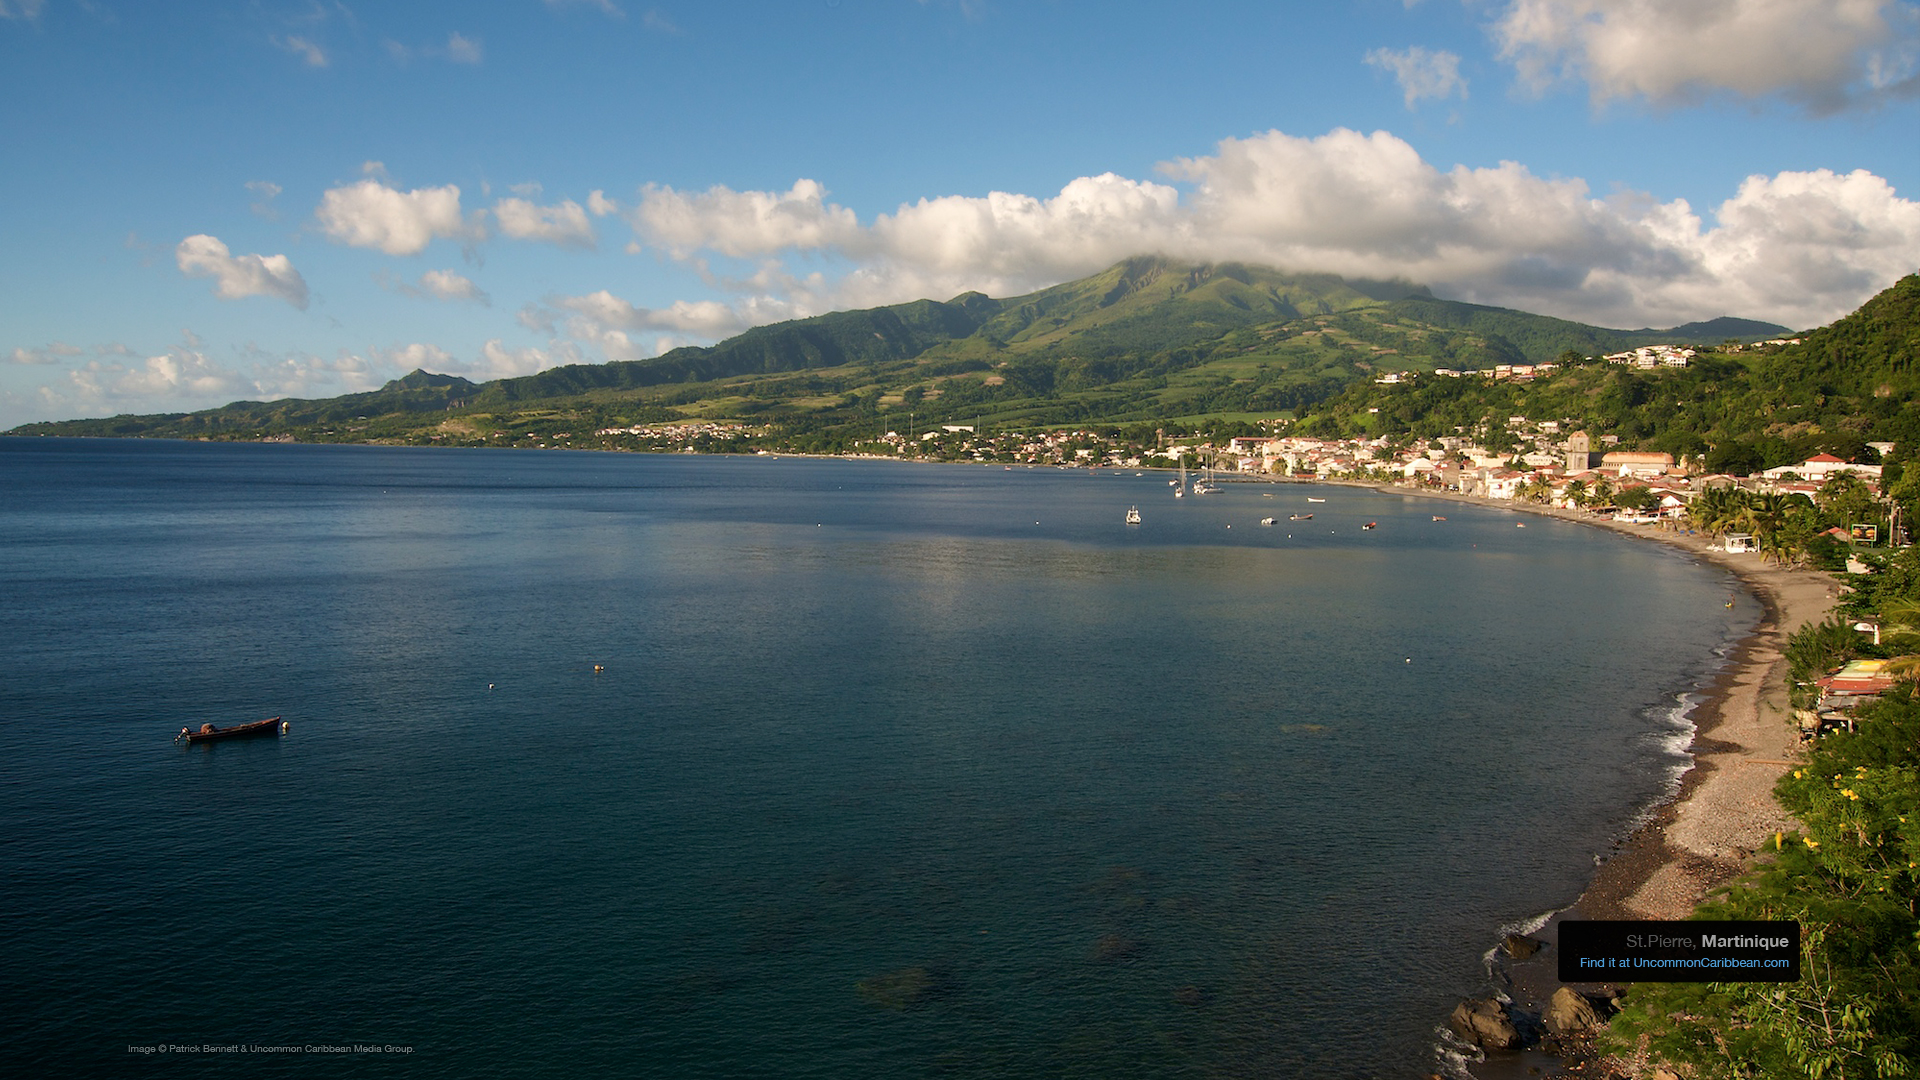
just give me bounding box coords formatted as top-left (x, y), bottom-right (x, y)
top-left (7, 257), bottom-right (1795, 444)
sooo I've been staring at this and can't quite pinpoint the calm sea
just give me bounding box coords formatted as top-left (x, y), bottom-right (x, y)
top-left (0, 438), bottom-right (1756, 1078)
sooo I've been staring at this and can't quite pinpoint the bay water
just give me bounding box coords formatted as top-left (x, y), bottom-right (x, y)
top-left (0, 438), bottom-right (1757, 1077)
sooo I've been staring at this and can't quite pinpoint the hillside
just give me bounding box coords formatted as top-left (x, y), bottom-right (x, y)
top-left (7, 257), bottom-right (1793, 445)
top-left (1301, 273), bottom-right (1920, 473)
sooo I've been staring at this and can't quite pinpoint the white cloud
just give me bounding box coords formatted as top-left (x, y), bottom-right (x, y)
top-left (493, 197), bottom-right (596, 247)
top-left (1491, 0), bottom-right (1920, 112)
top-left (419, 269), bottom-right (488, 303)
top-left (241, 348), bottom-right (387, 400)
top-left (1365, 46), bottom-right (1468, 107)
top-left (610, 127), bottom-right (1920, 332)
top-left (46, 342), bottom-right (388, 418)
top-left (370, 338), bottom-right (570, 381)
top-left (587, 189), bottom-right (619, 216)
top-left (642, 8), bottom-right (682, 34)
top-left (551, 290), bottom-right (746, 335)
top-left (316, 178), bottom-right (473, 255)
top-left (380, 268), bottom-right (490, 304)
top-left (276, 34), bottom-right (328, 68)
top-left (476, 339), bottom-right (564, 379)
top-left (175, 235), bottom-right (310, 309)
top-left (630, 179), bottom-right (862, 257)
top-left (445, 31), bottom-right (483, 64)
top-left (0, 1), bottom-right (47, 21)
top-left (246, 179), bottom-right (283, 218)
top-left (372, 342), bottom-right (459, 373)
top-left (8, 342), bottom-right (82, 365)
top-left (64, 347), bottom-right (252, 410)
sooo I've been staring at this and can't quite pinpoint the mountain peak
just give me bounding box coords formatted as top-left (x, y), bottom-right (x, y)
top-left (383, 369), bottom-right (478, 392)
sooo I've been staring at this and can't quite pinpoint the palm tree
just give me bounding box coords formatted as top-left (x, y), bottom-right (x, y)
top-left (1689, 486), bottom-right (1746, 536)
top-left (1565, 478), bottom-right (1589, 509)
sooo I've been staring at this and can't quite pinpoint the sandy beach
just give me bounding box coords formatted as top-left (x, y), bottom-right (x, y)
top-left (1512, 505), bottom-right (1830, 920)
top-left (1358, 486), bottom-right (1841, 1079)
top-left (1371, 485), bottom-right (1836, 919)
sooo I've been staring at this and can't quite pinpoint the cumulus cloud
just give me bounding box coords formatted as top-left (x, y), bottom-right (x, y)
top-left (316, 178), bottom-right (474, 255)
top-left (49, 343), bottom-right (387, 418)
top-left (380, 268), bottom-right (490, 305)
top-left (8, 342), bottom-right (82, 365)
top-left (372, 342), bottom-right (459, 372)
top-left (241, 348), bottom-right (387, 400)
top-left (630, 179), bottom-right (862, 258)
top-left (1491, 0), bottom-right (1920, 112)
top-left (4, 334), bottom-right (406, 427)
top-left (608, 127), bottom-right (1920, 334)
top-left (493, 197), bottom-right (596, 248)
top-left (1365, 46), bottom-right (1469, 107)
top-left (419, 269), bottom-right (488, 303)
top-left (526, 289), bottom-right (749, 339)
top-left (475, 339), bottom-right (565, 379)
top-left (175, 235), bottom-right (310, 309)
top-left (587, 189), bottom-right (619, 216)
top-left (64, 346), bottom-right (252, 410)
top-left (276, 34), bottom-right (328, 68)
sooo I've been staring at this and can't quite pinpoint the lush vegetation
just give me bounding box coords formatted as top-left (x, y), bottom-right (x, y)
top-left (1597, 544), bottom-right (1920, 1078)
top-left (1300, 275), bottom-right (1920, 474)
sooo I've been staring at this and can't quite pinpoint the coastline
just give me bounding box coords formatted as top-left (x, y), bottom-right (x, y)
top-left (1371, 485), bottom-right (1832, 919)
top-left (1362, 484), bottom-right (1838, 1077)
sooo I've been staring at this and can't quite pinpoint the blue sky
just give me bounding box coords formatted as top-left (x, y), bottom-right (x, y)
top-left (3, 0), bottom-right (1918, 428)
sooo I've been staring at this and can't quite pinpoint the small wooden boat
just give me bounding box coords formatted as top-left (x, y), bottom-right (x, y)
top-left (1432, 515), bottom-right (1447, 522)
top-left (1290, 513), bottom-right (1313, 520)
top-left (1362, 522), bottom-right (1377, 530)
top-left (177, 716), bottom-right (286, 744)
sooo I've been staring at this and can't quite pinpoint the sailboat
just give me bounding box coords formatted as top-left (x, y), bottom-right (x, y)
top-left (1125, 506), bottom-right (1142, 525)
top-left (1191, 455), bottom-right (1219, 495)
top-left (1174, 461), bottom-right (1186, 497)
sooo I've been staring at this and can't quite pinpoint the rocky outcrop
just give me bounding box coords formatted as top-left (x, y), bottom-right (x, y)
top-left (1543, 986), bottom-right (1606, 1036)
top-left (1448, 998), bottom-right (1523, 1050)
top-left (1502, 933), bottom-right (1544, 959)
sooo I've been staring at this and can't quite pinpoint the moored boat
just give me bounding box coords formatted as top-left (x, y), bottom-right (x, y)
top-left (1125, 506), bottom-right (1142, 525)
top-left (177, 716), bottom-right (286, 744)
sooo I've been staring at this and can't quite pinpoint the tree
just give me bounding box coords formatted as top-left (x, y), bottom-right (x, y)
top-left (1615, 486), bottom-right (1659, 513)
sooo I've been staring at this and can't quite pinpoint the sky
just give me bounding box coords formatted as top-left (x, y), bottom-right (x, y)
top-left (3, 0), bottom-right (1919, 429)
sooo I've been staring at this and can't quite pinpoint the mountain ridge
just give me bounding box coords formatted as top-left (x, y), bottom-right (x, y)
top-left (9, 256), bottom-right (1797, 441)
